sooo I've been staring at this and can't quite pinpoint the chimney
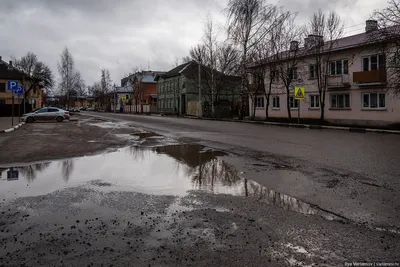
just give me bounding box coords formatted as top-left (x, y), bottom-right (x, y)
top-left (305, 34), bottom-right (323, 49)
top-left (304, 37), bottom-right (310, 48)
top-left (290, 40), bottom-right (299, 51)
top-left (366, 20), bottom-right (378, 33)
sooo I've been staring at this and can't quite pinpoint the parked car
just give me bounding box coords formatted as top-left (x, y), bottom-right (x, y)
top-left (21, 107), bottom-right (70, 123)
top-left (87, 107), bottom-right (95, 111)
top-left (79, 107), bottom-right (87, 111)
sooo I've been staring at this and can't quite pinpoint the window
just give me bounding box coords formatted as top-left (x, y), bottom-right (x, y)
top-left (0, 83), bottom-right (5, 92)
top-left (126, 94), bottom-right (129, 100)
top-left (248, 73), bottom-right (255, 84)
top-left (362, 55), bottom-right (385, 71)
top-left (48, 108), bottom-right (59, 112)
top-left (362, 93), bottom-right (385, 109)
top-left (330, 60), bottom-right (348, 75)
top-left (255, 96), bottom-right (264, 108)
top-left (36, 108), bottom-right (48, 113)
top-left (270, 70), bottom-right (280, 82)
top-left (309, 95), bottom-right (320, 108)
top-left (309, 65), bottom-right (316, 78)
top-left (289, 67), bottom-right (298, 80)
top-left (272, 96), bottom-right (280, 109)
top-left (289, 96), bottom-right (299, 109)
top-left (330, 93), bottom-right (350, 108)
top-left (0, 99), bottom-right (5, 105)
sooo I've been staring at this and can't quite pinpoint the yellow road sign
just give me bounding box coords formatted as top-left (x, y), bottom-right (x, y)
top-left (294, 86), bottom-right (305, 100)
top-left (121, 96), bottom-right (127, 101)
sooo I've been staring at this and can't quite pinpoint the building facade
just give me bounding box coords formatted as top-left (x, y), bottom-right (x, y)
top-left (157, 61), bottom-right (241, 116)
top-left (249, 20), bottom-right (400, 127)
top-left (0, 58), bottom-right (44, 116)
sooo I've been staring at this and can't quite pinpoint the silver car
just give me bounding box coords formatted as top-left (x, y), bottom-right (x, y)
top-left (22, 107), bottom-right (71, 123)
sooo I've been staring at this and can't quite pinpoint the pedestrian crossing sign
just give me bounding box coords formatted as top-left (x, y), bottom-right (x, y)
top-left (294, 86), bottom-right (305, 100)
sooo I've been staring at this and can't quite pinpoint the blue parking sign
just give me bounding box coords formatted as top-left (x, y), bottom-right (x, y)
top-left (7, 80), bottom-right (19, 91)
top-left (15, 86), bottom-right (24, 94)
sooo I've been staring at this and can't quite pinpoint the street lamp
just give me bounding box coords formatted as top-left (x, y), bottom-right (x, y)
top-left (193, 60), bottom-right (202, 118)
top-left (7, 62), bottom-right (16, 126)
top-left (113, 84), bottom-right (116, 113)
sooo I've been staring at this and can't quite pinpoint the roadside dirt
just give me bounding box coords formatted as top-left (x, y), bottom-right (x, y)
top-left (0, 115), bottom-right (141, 164)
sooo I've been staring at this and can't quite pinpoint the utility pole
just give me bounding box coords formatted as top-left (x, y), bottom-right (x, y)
top-left (7, 62), bottom-right (15, 126)
top-left (11, 94), bottom-right (14, 126)
top-left (113, 84), bottom-right (116, 113)
top-left (198, 61), bottom-right (202, 118)
top-left (23, 75), bottom-right (26, 115)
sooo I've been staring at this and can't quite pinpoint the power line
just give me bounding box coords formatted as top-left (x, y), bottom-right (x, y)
top-left (343, 23), bottom-right (364, 30)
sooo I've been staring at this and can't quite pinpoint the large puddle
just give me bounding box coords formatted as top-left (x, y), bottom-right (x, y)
top-left (0, 144), bottom-right (345, 221)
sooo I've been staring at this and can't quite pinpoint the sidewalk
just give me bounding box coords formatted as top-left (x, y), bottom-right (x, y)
top-left (179, 115), bottom-right (400, 135)
top-left (0, 117), bottom-right (24, 133)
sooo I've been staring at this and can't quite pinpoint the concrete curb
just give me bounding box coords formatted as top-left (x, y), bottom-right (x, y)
top-left (1, 122), bottom-right (25, 133)
top-left (181, 116), bottom-right (400, 135)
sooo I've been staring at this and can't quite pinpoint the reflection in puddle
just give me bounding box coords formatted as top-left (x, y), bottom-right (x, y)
top-left (0, 144), bottom-right (343, 221)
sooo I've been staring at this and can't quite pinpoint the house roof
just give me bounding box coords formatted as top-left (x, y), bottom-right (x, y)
top-left (121, 70), bottom-right (165, 86)
top-left (0, 57), bottom-right (27, 80)
top-left (141, 75), bottom-right (157, 83)
top-left (115, 86), bottom-right (132, 93)
top-left (251, 24), bottom-right (400, 68)
top-left (162, 61), bottom-right (193, 78)
top-left (157, 60), bottom-right (241, 83)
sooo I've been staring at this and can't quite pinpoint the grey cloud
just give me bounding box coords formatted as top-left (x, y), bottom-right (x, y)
top-left (0, 0), bottom-right (387, 87)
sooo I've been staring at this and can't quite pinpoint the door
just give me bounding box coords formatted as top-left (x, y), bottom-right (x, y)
top-left (47, 108), bottom-right (60, 120)
top-left (33, 108), bottom-right (48, 121)
top-left (181, 94), bottom-right (186, 115)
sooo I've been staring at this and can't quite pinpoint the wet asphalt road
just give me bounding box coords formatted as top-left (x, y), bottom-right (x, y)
top-left (83, 113), bottom-right (400, 229)
top-left (83, 113), bottom-right (400, 180)
top-left (0, 115), bottom-right (399, 266)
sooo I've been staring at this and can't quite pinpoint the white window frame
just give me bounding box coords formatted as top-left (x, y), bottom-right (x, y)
top-left (289, 96), bottom-right (299, 109)
top-left (362, 92), bottom-right (386, 109)
top-left (255, 96), bottom-right (264, 108)
top-left (330, 59), bottom-right (349, 75)
top-left (309, 95), bottom-right (320, 109)
top-left (248, 73), bottom-right (255, 84)
top-left (362, 54), bottom-right (385, 71)
top-left (289, 67), bottom-right (298, 80)
top-left (330, 93), bottom-right (351, 109)
top-left (272, 96), bottom-right (280, 109)
top-left (270, 70), bottom-right (280, 82)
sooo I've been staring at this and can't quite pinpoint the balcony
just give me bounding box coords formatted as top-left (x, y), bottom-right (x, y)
top-left (327, 74), bottom-right (351, 89)
top-left (353, 70), bottom-right (386, 85)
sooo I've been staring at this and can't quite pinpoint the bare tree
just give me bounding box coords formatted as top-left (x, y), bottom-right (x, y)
top-left (274, 13), bottom-right (305, 121)
top-left (11, 52), bottom-right (54, 102)
top-left (372, 0), bottom-right (400, 95)
top-left (130, 67), bottom-right (144, 113)
top-left (202, 13), bottom-right (218, 116)
top-left (74, 72), bottom-right (87, 106)
top-left (190, 44), bottom-right (207, 64)
top-left (248, 8), bottom-right (290, 120)
top-left (57, 47), bottom-right (81, 109)
top-left (306, 9), bottom-right (344, 121)
top-left (188, 42), bottom-right (240, 117)
top-left (100, 69), bottom-right (112, 110)
top-left (181, 56), bottom-right (192, 63)
top-left (225, 0), bottom-right (280, 119)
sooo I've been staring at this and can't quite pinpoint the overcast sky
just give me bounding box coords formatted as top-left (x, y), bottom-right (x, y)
top-left (0, 0), bottom-right (389, 87)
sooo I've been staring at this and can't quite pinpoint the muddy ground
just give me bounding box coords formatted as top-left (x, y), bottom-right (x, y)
top-left (0, 114), bottom-right (399, 266)
top-left (0, 115), bottom-right (147, 164)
